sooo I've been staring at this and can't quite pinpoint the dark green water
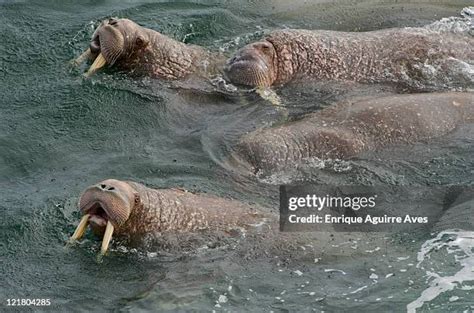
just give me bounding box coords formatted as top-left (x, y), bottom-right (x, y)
top-left (1, 1), bottom-right (473, 312)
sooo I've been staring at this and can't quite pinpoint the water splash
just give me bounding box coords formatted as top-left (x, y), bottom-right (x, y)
top-left (407, 230), bottom-right (474, 312)
top-left (425, 6), bottom-right (473, 35)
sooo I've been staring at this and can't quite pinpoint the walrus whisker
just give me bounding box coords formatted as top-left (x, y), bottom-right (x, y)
top-left (249, 67), bottom-right (268, 87)
top-left (69, 214), bottom-right (90, 242)
top-left (85, 53), bottom-right (107, 77)
top-left (100, 221), bottom-right (114, 256)
top-left (72, 48), bottom-right (92, 66)
top-left (107, 48), bottom-right (121, 66)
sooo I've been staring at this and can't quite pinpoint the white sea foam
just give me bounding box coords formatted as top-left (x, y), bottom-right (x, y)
top-left (406, 230), bottom-right (474, 313)
top-left (425, 7), bottom-right (473, 35)
top-left (349, 285), bottom-right (368, 294)
top-left (324, 269), bottom-right (347, 275)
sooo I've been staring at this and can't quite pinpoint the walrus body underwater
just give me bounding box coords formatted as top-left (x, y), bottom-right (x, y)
top-left (231, 92), bottom-right (474, 175)
top-left (224, 28), bottom-right (474, 89)
top-left (74, 18), bottom-right (224, 79)
top-left (69, 179), bottom-right (268, 255)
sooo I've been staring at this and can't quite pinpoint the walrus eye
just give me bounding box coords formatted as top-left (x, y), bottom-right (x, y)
top-left (109, 18), bottom-right (118, 26)
top-left (134, 194), bottom-right (140, 205)
top-left (135, 36), bottom-right (149, 48)
top-left (260, 42), bottom-right (271, 51)
top-left (259, 42), bottom-right (273, 57)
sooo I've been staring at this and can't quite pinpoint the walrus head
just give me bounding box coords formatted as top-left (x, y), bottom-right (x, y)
top-left (70, 179), bottom-right (139, 255)
top-left (224, 41), bottom-right (278, 87)
top-left (78, 18), bottom-right (150, 76)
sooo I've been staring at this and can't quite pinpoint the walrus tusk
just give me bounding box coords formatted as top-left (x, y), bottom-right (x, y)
top-left (72, 48), bottom-right (92, 66)
top-left (100, 221), bottom-right (114, 256)
top-left (69, 214), bottom-right (90, 242)
top-left (85, 52), bottom-right (107, 77)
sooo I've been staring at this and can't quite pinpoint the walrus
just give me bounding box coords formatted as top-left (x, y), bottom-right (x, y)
top-left (74, 18), bottom-right (224, 79)
top-left (231, 92), bottom-right (474, 175)
top-left (66, 179), bottom-right (400, 262)
top-left (68, 179), bottom-right (267, 255)
top-left (223, 28), bottom-right (474, 89)
top-left (68, 180), bottom-right (474, 264)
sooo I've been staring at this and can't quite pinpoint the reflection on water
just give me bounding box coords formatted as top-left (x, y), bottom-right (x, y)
top-left (1, 0), bottom-right (473, 312)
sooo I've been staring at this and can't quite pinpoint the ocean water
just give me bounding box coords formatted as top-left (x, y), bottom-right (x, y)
top-left (1, 1), bottom-right (473, 312)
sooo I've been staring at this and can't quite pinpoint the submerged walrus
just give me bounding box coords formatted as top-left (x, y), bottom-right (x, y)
top-left (69, 179), bottom-right (266, 255)
top-left (232, 92), bottom-right (474, 174)
top-left (74, 18), bottom-right (224, 79)
top-left (224, 28), bottom-right (474, 89)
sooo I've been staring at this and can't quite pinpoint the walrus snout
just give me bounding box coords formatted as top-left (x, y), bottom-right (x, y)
top-left (78, 19), bottom-right (128, 76)
top-left (90, 22), bottom-right (124, 62)
top-left (89, 18), bottom-right (121, 55)
top-left (224, 41), bottom-right (277, 87)
top-left (69, 179), bottom-right (138, 256)
top-left (79, 179), bottom-right (136, 229)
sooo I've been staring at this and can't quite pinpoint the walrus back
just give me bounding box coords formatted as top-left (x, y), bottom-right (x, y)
top-left (124, 181), bottom-right (269, 234)
top-left (233, 92), bottom-right (474, 174)
top-left (265, 28), bottom-right (474, 87)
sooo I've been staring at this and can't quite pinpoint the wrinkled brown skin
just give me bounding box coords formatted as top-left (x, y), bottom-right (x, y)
top-left (233, 93), bottom-right (474, 174)
top-left (88, 18), bottom-right (224, 79)
top-left (77, 180), bottom-right (394, 259)
top-left (224, 28), bottom-right (474, 87)
top-left (79, 179), bottom-right (267, 238)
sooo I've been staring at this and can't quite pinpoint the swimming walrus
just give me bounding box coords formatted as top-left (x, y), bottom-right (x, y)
top-left (69, 179), bottom-right (267, 255)
top-left (231, 92), bottom-right (474, 175)
top-left (74, 18), bottom-right (224, 79)
top-left (66, 179), bottom-right (411, 261)
top-left (224, 28), bottom-right (474, 89)
top-left (68, 180), bottom-right (474, 262)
